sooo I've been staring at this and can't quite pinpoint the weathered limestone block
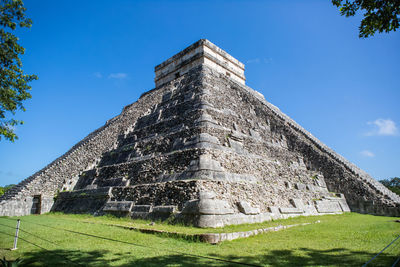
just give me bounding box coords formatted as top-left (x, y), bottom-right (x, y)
top-left (199, 199), bottom-right (234, 215)
top-left (285, 181), bottom-right (292, 189)
top-left (302, 204), bottom-right (319, 215)
top-left (268, 206), bottom-right (280, 214)
top-left (132, 205), bottom-right (153, 212)
top-left (153, 205), bottom-right (177, 214)
top-left (188, 154), bottom-right (224, 172)
top-left (222, 108), bottom-right (237, 117)
top-left (181, 194), bottom-right (234, 216)
top-left (267, 206), bottom-right (282, 219)
top-left (295, 183), bottom-right (307, 191)
top-left (180, 199), bottom-right (200, 215)
top-left (249, 129), bottom-right (261, 140)
top-left (195, 113), bottom-right (217, 124)
top-left (338, 199), bottom-right (351, 212)
top-left (196, 212), bottom-right (274, 228)
top-left (197, 215), bottom-right (224, 228)
top-left (329, 194), bottom-right (351, 212)
top-left (237, 201), bottom-right (260, 215)
top-left (306, 184), bottom-right (316, 192)
top-left (291, 198), bottom-right (305, 210)
top-left (315, 200), bottom-right (342, 213)
top-left (228, 138), bottom-right (244, 153)
top-left (279, 207), bottom-right (303, 214)
top-left (131, 205), bottom-right (153, 219)
top-left (314, 176), bottom-right (327, 188)
top-left (197, 133), bottom-right (220, 144)
top-left (103, 201), bottom-right (133, 212)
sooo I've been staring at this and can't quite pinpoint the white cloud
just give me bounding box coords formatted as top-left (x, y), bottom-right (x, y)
top-left (93, 72), bottom-right (102, 78)
top-left (246, 58), bottom-right (260, 64)
top-left (108, 73), bottom-right (128, 79)
top-left (366, 119), bottom-right (398, 136)
top-left (263, 57), bottom-right (273, 64)
top-left (360, 150), bottom-right (375, 157)
top-left (246, 57), bottom-right (273, 64)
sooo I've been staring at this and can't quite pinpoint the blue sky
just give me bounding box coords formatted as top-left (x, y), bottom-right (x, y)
top-left (0, 0), bottom-right (399, 186)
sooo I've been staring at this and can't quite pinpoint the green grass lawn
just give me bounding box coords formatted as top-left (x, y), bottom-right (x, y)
top-left (0, 213), bottom-right (399, 266)
top-left (28, 212), bottom-right (333, 235)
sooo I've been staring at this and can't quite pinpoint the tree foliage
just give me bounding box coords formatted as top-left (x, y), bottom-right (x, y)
top-left (0, 184), bottom-right (15, 196)
top-left (380, 177), bottom-right (400, 196)
top-left (332, 0), bottom-right (400, 38)
top-left (0, 0), bottom-right (37, 142)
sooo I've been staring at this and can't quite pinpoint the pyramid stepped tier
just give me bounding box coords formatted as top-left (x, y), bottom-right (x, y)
top-left (1, 39), bottom-right (398, 226)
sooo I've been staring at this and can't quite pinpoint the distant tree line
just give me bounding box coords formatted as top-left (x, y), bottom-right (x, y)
top-left (380, 177), bottom-right (400, 196)
top-left (0, 184), bottom-right (15, 196)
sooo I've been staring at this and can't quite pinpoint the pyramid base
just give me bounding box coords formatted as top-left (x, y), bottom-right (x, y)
top-left (52, 180), bottom-right (350, 228)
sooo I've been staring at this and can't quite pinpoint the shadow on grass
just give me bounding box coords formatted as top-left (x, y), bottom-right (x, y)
top-left (17, 247), bottom-right (397, 267)
top-left (21, 249), bottom-right (109, 266)
top-left (238, 247), bottom-right (396, 267)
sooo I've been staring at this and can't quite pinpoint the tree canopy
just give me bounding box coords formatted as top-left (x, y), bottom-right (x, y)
top-left (380, 177), bottom-right (400, 196)
top-left (332, 0), bottom-right (400, 38)
top-left (0, 0), bottom-right (37, 142)
top-left (0, 184), bottom-right (15, 196)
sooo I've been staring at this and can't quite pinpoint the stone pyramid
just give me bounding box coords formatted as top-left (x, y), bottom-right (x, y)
top-left (1, 39), bottom-right (399, 227)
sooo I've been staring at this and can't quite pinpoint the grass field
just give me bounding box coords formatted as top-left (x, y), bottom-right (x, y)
top-left (0, 212), bottom-right (399, 266)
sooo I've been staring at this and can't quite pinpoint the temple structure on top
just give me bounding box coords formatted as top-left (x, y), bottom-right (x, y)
top-left (154, 39), bottom-right (245, 87)
top-left (1, 39), bottom-right (399, 227)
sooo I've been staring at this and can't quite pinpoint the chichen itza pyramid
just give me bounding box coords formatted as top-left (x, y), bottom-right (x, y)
top-left (1, 39), bottom-right (399, 227)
